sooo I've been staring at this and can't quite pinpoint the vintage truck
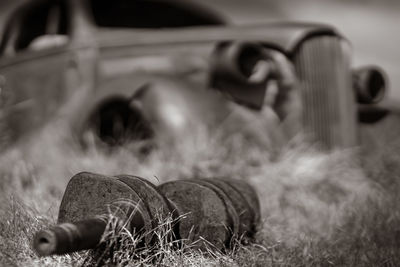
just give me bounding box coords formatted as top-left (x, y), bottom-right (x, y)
top-left (0, 0), bottom-right (388, 151)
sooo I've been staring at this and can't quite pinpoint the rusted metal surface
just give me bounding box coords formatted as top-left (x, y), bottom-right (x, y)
top-left (34, 218), bottom-right (107, 256)
top-left (218, 178), bottom-right (261, 230)
top-left (116, 174), bottom-right (175, 242)
top-left (57, 172), bottom-right (153, 244)
top-left (159, 180), bottom-right (233, 250)
top-left (33, 172), bottom-right (260, 256)
top-left (200, 178), bottom-right (257, 237)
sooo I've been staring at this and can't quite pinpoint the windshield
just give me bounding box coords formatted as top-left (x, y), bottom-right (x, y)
top-left (90, 0), bottom-right (225, 29)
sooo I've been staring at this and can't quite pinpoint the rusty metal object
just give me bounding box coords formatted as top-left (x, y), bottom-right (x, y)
top-left (33, 173), bottom-right (260, 256)
top-left (218, 178), bottom-right (261, 230)
top-left (57, 172), bottom-right (152, 240)
top-left (116, 175), bottom-right (171, 226)
top-left (34, 218), bottom-right (107, 256)
top-left (184, 179), bottom-right (241, 241)
top-left (34, 172), bottom-right (152, 256)
top-left (200, 178), bottom-right (259, 236)
top-left (116, 174), bottom-right (179, 242)
top-left (158, 178), bottom-right (261, 249)
top-left (158, 180), bottom-right (236, 250)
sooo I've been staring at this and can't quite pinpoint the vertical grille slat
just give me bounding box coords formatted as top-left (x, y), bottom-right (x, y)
top-left (294, 36), bottom-right (357, 149)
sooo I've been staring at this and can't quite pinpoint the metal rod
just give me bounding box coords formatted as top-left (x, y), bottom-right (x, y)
top-left (33, 218), bottom-right (107, 256)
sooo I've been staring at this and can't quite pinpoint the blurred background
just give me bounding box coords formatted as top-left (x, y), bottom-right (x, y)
top-left (205, 0), bottom-right (400, 104)
top-left (1, 0), bottom-right (399, 102)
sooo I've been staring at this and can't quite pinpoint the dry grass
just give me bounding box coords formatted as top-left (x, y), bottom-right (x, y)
top-left (1, 113), bottom-right (400, 266)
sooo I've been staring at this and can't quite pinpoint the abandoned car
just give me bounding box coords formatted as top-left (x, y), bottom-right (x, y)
top-left (0, 0), bottom-right (388, 151)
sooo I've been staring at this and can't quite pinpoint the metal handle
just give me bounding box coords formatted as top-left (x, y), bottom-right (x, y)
top-left (33, 218), bottom-right (107, 256)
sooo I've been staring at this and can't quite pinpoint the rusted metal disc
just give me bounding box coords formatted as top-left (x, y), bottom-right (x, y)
top-left (116, 175), bottom-right (179, 241)
top-left (58, 172), bottom-right (152, 243)
top-left (220, 178), bottom-right (261, 232)
top-left (200, 178), bottom-right (255, 238)
top-left (117, 175), bottom-right (171, 224)
top-left (158, 180), bottom-right (230, 250)
top-left (183, 179), bottom-right (240, 245)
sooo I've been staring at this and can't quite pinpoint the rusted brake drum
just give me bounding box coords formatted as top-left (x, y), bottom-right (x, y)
top-left (33, 172), bottom-right (260, 256)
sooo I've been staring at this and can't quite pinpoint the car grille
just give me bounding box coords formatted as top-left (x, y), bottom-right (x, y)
top-left (293, 36), bottom-right (357, 149)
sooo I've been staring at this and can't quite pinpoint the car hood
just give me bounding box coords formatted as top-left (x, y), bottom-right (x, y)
top-left (94, 22), bottom-right (339, 55)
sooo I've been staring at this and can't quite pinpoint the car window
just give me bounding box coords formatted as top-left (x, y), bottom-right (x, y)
top-left (0, 0), bottom-right (69, 56)
top-left (90, 0), bottom-right (225, 29)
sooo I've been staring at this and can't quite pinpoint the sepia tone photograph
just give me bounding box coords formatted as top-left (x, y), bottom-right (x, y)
top-left (0, 0), bottom-right (399, 266)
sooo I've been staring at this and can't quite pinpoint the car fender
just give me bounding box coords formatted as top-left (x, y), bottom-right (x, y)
top-left (68, 73), bottom-right (284, 150)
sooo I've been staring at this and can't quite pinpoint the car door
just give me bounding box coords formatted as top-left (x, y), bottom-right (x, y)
top-left (0, 0), bottom-right (77, 141)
